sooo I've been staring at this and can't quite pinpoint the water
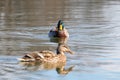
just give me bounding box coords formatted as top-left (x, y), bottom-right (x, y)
top-left (0, 0), bottom-right (120, 80)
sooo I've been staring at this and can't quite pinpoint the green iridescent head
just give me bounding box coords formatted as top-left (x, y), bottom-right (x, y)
top-left (57, 20), bottom-right (64, 30)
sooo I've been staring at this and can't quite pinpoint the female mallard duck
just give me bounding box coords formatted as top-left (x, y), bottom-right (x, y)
top-left (18, 43), bottom-right (73, 62)
top-left (49, 20), bottom-right (69, 38)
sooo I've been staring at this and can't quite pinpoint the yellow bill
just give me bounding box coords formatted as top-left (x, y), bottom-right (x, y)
top-left (59, 24), bottom-right (63, 30)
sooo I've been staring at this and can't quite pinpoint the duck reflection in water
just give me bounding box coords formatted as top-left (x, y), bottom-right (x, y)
top-left (49, 37), bottom-right (68, 43)
top-left (19, 61), bottom-right (74, 75)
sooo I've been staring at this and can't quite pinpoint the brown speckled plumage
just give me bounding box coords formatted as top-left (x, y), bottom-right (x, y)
top-left (18, 43), bottom-right (73, 63)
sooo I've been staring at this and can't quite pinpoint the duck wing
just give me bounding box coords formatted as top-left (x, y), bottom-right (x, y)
top-left (18, 50), bottom-right (56, 62)
top-left (18, 51), bottom-right (44, 61)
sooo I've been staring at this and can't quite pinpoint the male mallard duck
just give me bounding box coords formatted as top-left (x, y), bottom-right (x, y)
top-left (49, 20), bottom-right (69, 38)
top-left (18, 43), bottom-right (73, 62)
